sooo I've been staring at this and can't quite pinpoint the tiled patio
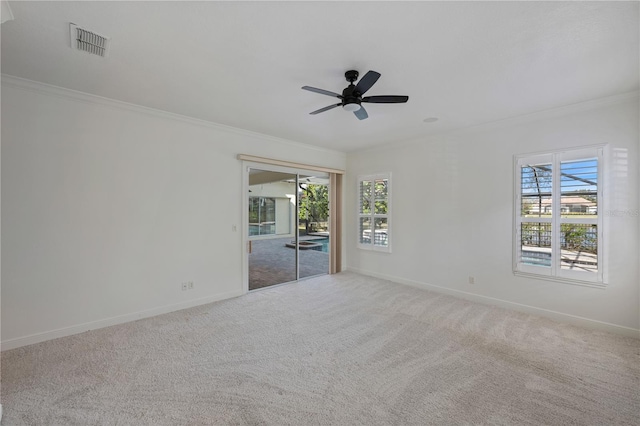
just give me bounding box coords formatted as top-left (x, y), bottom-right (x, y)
top-left (249, 236), bottom-right (329, 290)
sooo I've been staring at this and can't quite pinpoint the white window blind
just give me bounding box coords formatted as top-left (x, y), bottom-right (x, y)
top-left (515, 147), bottom-right (604, 285)
top-left (358, 173), bottom-right (391, 252)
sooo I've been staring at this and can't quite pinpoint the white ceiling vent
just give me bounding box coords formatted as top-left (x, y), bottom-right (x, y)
top-left (69, 23), bottom-right (110, 57)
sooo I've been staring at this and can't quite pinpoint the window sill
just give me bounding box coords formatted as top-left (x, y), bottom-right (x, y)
top-left (513, 271), bottom-right (606, 289)
top-left (357, 244), bottom-right (392, 253)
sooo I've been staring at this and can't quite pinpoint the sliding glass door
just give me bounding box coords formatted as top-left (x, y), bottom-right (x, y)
top-left (247, 166), bottom-right (329, 290)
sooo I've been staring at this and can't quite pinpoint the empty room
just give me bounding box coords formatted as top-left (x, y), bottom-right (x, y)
top-left (1, 1), bottom-right (639, 425)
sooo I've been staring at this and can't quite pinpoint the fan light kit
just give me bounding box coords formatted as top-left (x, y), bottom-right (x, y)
top-left (302, 70), bottom-right (408, 120)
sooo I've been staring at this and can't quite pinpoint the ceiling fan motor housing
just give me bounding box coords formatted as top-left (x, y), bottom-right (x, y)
top-left (342, 71), bottom-right (362, 109)
top-left (342, 84), bottom-right (361, 108)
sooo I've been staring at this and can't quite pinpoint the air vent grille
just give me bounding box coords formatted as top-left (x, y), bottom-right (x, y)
top-left (69, 23), bottom-right (109, 57)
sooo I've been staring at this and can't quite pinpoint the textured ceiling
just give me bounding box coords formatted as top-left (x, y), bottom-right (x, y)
top-left (2, 1), bottom-right (638, 152)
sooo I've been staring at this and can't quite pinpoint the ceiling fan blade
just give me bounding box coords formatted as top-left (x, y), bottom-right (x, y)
top-left (310, 103), bottom-right (341, 115)
top-left (362, 95), bottom-right (409, 103)
top-left (302, 86), bottom-right (343, 99)
top-left (354, 71), bottom-right (381, 95)
top-left (354, 105), bottom-right (368, 120)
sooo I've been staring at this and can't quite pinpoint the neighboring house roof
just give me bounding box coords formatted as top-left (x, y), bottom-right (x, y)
top-left (559, 196), bottom-right (596, 206)
top-left (527, 196), bottom-right (595, 206)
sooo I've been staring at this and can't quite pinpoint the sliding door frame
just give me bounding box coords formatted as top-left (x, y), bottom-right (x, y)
top-left (239, 155), bottom-right (344, 294)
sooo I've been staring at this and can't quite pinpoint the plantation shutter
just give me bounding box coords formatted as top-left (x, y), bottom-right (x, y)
top-left (358, 174), bottom-right (391, 251)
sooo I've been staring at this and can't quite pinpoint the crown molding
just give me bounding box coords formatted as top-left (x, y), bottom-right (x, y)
top-left (454, 90), bottom-right (640, 135)
top-left (1, 74), bottom-right (346, 157)
top-left (354, 90), bottom-right (640, 155)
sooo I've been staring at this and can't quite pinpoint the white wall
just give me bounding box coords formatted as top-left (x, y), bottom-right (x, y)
top-left (346, 94), bottom-right (640, 336)
top-left (1, 77), bottom-right (346, 349)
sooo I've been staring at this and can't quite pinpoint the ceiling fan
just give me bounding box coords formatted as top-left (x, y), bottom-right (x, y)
top-left (302, 70), bottom-right (409, 120)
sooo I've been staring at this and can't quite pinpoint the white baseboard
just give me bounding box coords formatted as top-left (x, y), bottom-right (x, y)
top-left (1, 290), bottom-right (243, 351)
top-left (346, 267), bottom-right (640, 339)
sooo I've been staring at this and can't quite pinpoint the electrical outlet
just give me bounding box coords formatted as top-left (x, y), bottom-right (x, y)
top-left (181, 283), bottom-right (188, 291)
top-left (188, 281), bottom-right (194, 290)
top-left (468, 276), bottom-right (475, 284)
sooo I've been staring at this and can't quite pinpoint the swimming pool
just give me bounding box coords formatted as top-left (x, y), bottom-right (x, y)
top-left (290, 238), bottom-right (329, 253)
top-left (312, 238), bottom-right (329, 253)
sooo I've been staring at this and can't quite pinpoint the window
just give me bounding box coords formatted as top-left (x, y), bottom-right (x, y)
top-left (514, 147), bottom-right (604, 284)
top-left (358, 173), bottom-right (391, 251)
top-left (248, 197), bottom-right (276, 236)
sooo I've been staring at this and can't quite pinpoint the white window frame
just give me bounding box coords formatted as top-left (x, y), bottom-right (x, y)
top-left (514, 146), bottom-right (605, 286)
top-left (357, 173), bottom-right (391, 252)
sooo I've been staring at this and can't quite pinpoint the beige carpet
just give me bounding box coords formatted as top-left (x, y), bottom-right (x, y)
top-left (2, 272), bottom-right (639, 425)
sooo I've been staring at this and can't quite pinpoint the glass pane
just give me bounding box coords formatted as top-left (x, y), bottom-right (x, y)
top-left (520, 222), bottom-right (552, 267)
top-left (359, 217), bottom-right (371, 244)
top-left (362, 198), bottom-right (371, 214)
top-left (560, 158), bottom-right (597, 218)
top-left (521, 164), bottom-right (552, 218)
top-left (299, 180), bottom-right (330, 280)
top-left (374, 179), bottom-right (388, 199)
top-left (249, 197), bottom-right (260, 236)
top-left (374, 218), bottom-right (388, 247)
top-left (374, 200), bottom-right (387, 214)
top-left (261, 198), bottom-right (276, 235)
top-left (248, 170), bottom-right (296, 290)
top-left (360, 181), bottom-right (371, 214)
top-left (560, 224), bottom-right (597, 273)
